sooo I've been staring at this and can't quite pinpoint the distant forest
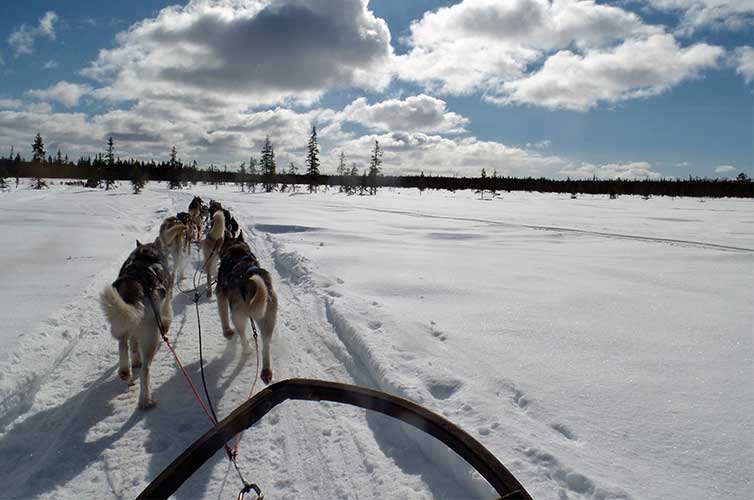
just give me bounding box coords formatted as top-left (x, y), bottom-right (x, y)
top-left (1, 132), bottom-right (751, 198)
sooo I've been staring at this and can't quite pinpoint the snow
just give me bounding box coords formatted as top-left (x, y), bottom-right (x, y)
top-left (0, 181), bottom-right (751, 500)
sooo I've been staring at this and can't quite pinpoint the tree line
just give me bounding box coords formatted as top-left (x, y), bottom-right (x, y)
top-left (0, 132), bottom-right (751, 198)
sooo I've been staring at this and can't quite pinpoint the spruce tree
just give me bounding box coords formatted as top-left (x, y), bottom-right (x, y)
top-left (368, 140), bottom-right (383, 195)
top-left (306, 124), bottom-right (320, 193)
top-left (31, 133), bottom-right (47, 189)
top-left (337, 151), bottom-right (346, 193)
top-left (104, 136), bottom-right (115, 190)
top-left (260, 137), bottom-right (276, 192)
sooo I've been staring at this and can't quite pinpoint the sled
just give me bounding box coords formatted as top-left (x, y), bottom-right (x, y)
top-left (137, 378), bottom-right (533, 499)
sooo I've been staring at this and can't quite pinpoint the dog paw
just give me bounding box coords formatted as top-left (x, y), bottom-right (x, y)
top-left (223, 328), bottom-right (235, 339)
top-left (261, 368), bottom-right (273, 384)
top-left (138, 399), bottom-right (157, 410)
top-left (118, 369), bottom-right (133, 384)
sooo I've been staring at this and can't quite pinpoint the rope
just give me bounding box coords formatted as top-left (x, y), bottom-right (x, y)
top-left (151, 211), bottom-right (264, 498)
top-left (232, 319), bottom-right (261, 458)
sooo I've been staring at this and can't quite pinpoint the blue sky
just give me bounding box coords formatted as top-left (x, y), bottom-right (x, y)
top-left (0, 0), bottom-right (751, 179)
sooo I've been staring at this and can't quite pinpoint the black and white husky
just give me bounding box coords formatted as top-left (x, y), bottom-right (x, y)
top-left (100, 238), bottom-right (173, 409)
top-left (217, 231), bottom-right (278, 384)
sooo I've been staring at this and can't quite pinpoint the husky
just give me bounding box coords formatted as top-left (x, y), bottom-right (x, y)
top-left (202, 210), bottom-right (225, 297)
top-left (100, 238), bottom-right (173, 409)
top-left (176, 212), bottom-right (195, 253)
top-left (159, 216), bottom-right (188, 281)
top-left (208, 200), bottom-right (239, 238)
top-left (188, 196), bottom-right (205, 242)
top-left (217, 231), bottom-right (278, 384)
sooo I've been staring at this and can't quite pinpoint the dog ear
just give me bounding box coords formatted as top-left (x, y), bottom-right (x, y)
top-left (136, 240), bottom-right (142, 247)
top-left (238, 230), bottom-right (244, 242)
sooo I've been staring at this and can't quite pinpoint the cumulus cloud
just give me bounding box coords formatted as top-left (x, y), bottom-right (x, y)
top-left (559, 161), bottom-right (663, 179)
top-left (731, 46), bottom-right (754, 84)
top-left (7, 11), bottom-right (58, 55)
top-left (27, 81), bottom-right (93, 107)
top-left (340, 95), bottom-right (468, 134)
top-left (83, 0), bottom-right (393, 108)
top-left (644, 0), bottom-right (754, 34)
top-left (396, 0), bottom-right (725, 110)
top-left (396, 0), bottom-right (661, 95)
top-left (714, 164), bottom-right (737, 173)
top-left (0, 98), bottom-right (23, 110)
top-left (497, 34), bottom-right (723, 110)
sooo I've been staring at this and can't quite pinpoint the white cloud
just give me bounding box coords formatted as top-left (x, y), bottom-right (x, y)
top-left (731, 46), bottom-right (754, 84)
top-left (559, 161), bottom-right (663, 180)
top-left (27, 81), bottom-right (93, 107)
top-left (497, 34), bottom-right (723, 110)
top-left (340, 95), bottom-right (469, 134)
top-left (714, 164), bottom-right (737, 173)
top-left (0, 98), bottom-right (23, 110)
top-left (397, 0), bottom-right (662, 96)
top-left (644, 0), bottom-right (754, 34)
top-left (83, 0), bottom-right (393, 109)
top-left (396, 0), bottom-right (726, 111)
top-left (7, 11), bottom-right (58, 55)
top-left (43, 60), bottom-right (59, 70)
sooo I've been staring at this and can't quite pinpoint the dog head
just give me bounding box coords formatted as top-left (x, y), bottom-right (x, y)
top-left (220, 229), bottom-right (249, 259)
top-left (208, 200), bottom-right (222, 216)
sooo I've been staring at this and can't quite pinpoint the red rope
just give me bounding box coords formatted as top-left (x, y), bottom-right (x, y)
top-left (232, 331), bottom-right (261, 457)
top-left (161, 333), bottom-right (234, 458)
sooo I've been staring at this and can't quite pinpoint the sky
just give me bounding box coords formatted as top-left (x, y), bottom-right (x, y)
top-left (0, 0), bottom-right (751, 179)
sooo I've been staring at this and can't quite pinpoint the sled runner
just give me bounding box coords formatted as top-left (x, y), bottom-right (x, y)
top-left (138, 378), bottom-right (533, 499)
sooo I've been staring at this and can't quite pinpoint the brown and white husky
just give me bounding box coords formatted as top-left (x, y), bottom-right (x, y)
top-left (202, 210), bottom-right (225, 297)
top-left (216, 231), bottom-right (278, 384)
top-left (100, 238), bottom-right (173, 409)
top-left (158, 216), bottom-right (188, 281)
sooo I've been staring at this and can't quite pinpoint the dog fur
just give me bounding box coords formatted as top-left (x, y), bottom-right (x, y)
top-left (216, 231), bottom-right (278, 384)
top-left (159, 216), bottom-right (188, 281)
top-left (188, 196), bottom-right (205, 242)
top-left (208, 200), bottom-right (239, 238)
top-left (100, 238), bottom-right (173, 409)
top-left (202, 210), bottom-right (225, 297)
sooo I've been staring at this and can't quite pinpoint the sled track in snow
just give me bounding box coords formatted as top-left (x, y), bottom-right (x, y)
top-left (336, 204), bottom-right (754, 253)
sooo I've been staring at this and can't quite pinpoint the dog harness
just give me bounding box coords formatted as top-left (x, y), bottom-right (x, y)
top-left (218, 253), bottom-right (261, 302)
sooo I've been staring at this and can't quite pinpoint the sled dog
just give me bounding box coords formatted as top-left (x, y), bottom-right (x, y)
top-left (202, 209), bottom-right (225, 297)
top-left (208, 200), bottom-right (239, 238)
top-left (158, 216), bottom-right (188, 281)
top-left (188, 196), bottom-right (205, 241)
top-left (176, 211), bottom-right (195, 253)
top-left (217, 230), bottom-right (278, 384)
top-left (100, 238), bottom-right (173, 409)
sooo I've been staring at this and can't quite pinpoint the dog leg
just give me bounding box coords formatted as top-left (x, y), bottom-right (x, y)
top-left (205, 259), bottom-right (214, 297)
top-left (130, 337), bottom-right (142, 368)
top-left (217, 292), bottom-right (234, 338)
top-left (138, 331), bottom-right (159, 409)
top-left (231, 307), bottom-right (251, 354)
top-left (259, 289), bottom-right (277, 384)
top-left (118, 337), bottom-right (134, 385)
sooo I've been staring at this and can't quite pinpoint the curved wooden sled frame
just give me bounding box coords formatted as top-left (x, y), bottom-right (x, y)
top-left (137, 378), bottom-right (533, 499)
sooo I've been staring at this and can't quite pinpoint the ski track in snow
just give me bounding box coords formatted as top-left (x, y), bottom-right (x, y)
top-left (331, 204), bottom-right (754, 253)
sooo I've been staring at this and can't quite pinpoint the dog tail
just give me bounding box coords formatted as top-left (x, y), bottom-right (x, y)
top-left (247, 274), bottom-right (268, 320)
top-left (208, 211), bottom-right (225, 240)
top-left (100, 286), bottom-right (144, 336)
top-left (162, 224), bottom-right (187, 247)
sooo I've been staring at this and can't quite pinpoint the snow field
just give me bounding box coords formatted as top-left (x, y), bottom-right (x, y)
top-left (0, 182), bottom-right (750, 499)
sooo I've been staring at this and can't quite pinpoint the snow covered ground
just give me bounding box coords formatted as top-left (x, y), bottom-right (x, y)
top-left (0, 181), bottom-right (751, 500)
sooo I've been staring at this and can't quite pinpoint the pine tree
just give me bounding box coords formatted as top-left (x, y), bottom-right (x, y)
top-left (31, 133), bottom-right (47, 189)
top-left (260, 136), bottom-right (276, 192)
top-left (478, 168), bottom-right (487, 200)
top-left (104, 136), bottom-right (115, 190)
top-left (248, 155), bottom-right (258, 192)
top-left (306, 124), bottom-right (320, 193)
top-left (238, 162), bottom-right (247, 192)
top-left (337, 151), bottom-right (346, 193)
top-left (131, 164), bottom-right (146, 194)
top-left (368, 140), bottom-right (383, 195)
top-left (168, 146), bottom-right (181, 189)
